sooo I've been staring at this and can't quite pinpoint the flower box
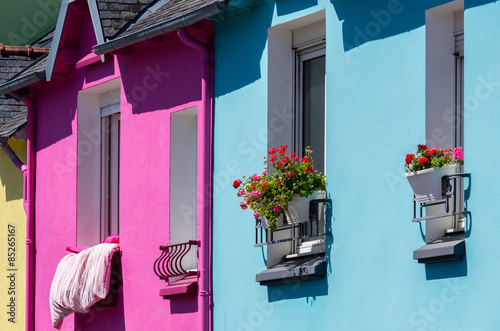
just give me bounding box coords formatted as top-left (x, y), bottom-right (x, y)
top-left (284, 190), bottom-right (326, 224)
top-left (405, 164), bottom-right (457, 203)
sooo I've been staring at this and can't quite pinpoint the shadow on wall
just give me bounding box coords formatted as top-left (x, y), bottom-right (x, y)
top-left (170, 296), bottom-right (199, 314)
top-left (267, 274), bottom-right (328, 303)
top-left (214, 5), bottom-right (267, 97)
top-left (0, 138), bottom-right (25, 201)
top-left (275, 0), bottom-right (319, 16)
top-left (330, 0), bottom-right (474, 52)
top-left (425, 255), bottom-right (467, 280)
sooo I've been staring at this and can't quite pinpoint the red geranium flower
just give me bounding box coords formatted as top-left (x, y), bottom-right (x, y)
top-left (428, 150), bottom-right (436, 156)
top-left (240, 202), bottom-right (248, 210)
top-left (405, 154), bottom-right (414, 165)
top-left (233, 179), bottom-right (242, 189)
top-left (270, 155), bottom-right (277, 163)
top-left (418, 144), bottom-right (428, 151)
top-left (301, 157), bottom-right (310, 163)
top-left (418, 157), bottom-right (428, 165)
top-left (268, 147), bottom-right (278, 154)
top-left (277, 161), bottom-right (283, 167)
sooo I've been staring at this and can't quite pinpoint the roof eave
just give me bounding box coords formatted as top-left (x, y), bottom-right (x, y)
top-left (0, 71), bottom-right (46, 97)
top-left (93, 1), bottom-right (229, 56)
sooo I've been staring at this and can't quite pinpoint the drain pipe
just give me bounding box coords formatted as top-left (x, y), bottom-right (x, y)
top-left (22, 95), bottom-right (36, 331)
top-left (177, 28), bottom-right (212, 331)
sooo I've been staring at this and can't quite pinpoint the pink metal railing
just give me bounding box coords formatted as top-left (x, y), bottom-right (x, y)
top-left (154, 241), bottom-right (200, 282)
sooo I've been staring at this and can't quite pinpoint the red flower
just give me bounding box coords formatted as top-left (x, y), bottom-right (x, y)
top-left (290, 152), bottom-right (297, 158)
top-left (405, 154), bottom-right (414, 165)
top-left (418, 157), bottom-right (428, 165)
top-left (261, 182), bottom-right (269, 190)
top-left (418, 144), bottom-right (428, 151)
top-left (428, 150), bottom-right (436, 156)
top-left (287, 172), bottom-right (295, 178)
top-left (301, 157), bottom-right (310, 163)
top-left (261, 171), bottom-right (266, 176)
top-left (270, 155), bottom-right (277, 163)
top-left (277, 161), bottom-right (283, 168)
top-left (282, 156), bottom-right (290, 163)
top-left (304, 166), bottom-right (314, 174)
top-left (233, 179), bottom-right (242, 189)
top-left (240, 202), bottom-right (248, 210)
top-left (252, 174), bottom-right (261, 182)
top-left (268, 147), bottom-right (278, 155)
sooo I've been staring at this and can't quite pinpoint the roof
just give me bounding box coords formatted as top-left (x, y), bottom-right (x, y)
top-left (1, 0), bottom-right (230, 93)
top-left (0, 55), bottom-right (47, 97)
top-left (0, 31), bottom-right (53, 124)
top-left (97, 0), bottom-right (158, 39)
top-left (0, 109), bottom-right (27, 138)
top-left (119, 0), bottom-right (226, 39)
top-left (93, 0), bottom-right (229, 55)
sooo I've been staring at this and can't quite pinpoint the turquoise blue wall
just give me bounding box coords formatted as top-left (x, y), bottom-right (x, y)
top-left (213, 0), bottom-right (500, 329)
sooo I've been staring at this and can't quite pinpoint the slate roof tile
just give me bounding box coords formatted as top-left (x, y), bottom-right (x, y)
top-left (96, 0), bottom-right (157, 39)
top-left (116, 0), bottom-right (224, 40)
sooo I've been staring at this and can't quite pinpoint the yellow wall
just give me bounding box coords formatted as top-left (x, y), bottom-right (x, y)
top-left (0, 138), bottom-right (26, 331)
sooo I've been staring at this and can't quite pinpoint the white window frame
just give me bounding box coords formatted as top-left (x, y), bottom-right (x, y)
top-left (77, 79), bottom-right (121, 246)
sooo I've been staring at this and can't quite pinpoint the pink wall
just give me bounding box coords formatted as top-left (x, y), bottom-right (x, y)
top-left (31, 9), bottom-right (212, 330)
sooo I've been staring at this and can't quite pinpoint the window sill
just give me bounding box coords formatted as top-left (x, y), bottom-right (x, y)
top-left (413, 232), bottom-right (465, 264)
top-left (159, 276), bottom-right (198, 299)
top-left (256, 254), bottom-right (326, 286)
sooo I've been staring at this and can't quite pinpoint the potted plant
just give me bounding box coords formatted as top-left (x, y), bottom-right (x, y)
top-left (404, 144), bottom-right (464, 202)
top-left (234, 145), bottom-right (326, 231)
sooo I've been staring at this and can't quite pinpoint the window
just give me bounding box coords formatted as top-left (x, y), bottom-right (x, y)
top-left (100, 104), bottom-right (120, 241)
top-left (169, 107), bottom-right (197, 272)
top-left (294, 44), bottom-right (326, 174)
top-left (264, 12), bottom-right (327, 277)
top-left (425, 1), bottom-right (464, 243)
top-left (77, 80), bottom-right (121, 246)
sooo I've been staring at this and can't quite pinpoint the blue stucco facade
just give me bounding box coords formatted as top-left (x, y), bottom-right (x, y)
top-left (212, 0), bottom-right (500, 330)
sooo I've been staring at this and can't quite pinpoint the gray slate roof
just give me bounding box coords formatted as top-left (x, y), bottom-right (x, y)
top-left (97, 0), bottom-right (158, 39)
top-left (0, 56), bottom-right (31, 124)
top-left (0, 109), bottom-right (27, 138)
top-left (0, 31), bottom-right (53, 127)
top-left (118, 0), bottom-right (224, 40)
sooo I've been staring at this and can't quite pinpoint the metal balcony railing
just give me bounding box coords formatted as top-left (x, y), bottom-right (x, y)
top-left (412, 173), bottom-right (471, 225)
top-left (254, 198), bottom-right (331, 247)
top-left (154, 240), bottom-right (200, 282)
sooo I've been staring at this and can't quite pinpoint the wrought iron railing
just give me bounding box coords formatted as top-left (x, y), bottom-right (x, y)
top-left (254, 198), bottom-right (332, 247)
top-left (154, 240), bottom-right (200, 282)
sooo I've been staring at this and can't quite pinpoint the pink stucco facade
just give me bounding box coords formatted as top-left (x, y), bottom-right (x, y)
top-left (30, 8), bottom-right (213, 331)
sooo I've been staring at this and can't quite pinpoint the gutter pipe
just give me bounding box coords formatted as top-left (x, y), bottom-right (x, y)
top-left (93, 1), bottom-right (228, 56)
top-left (22, 95), bottom-right (36, 331)
top-left (0, 71), bottom-right (45, 99)
top-left (177, 28), bottom-right (213, 331)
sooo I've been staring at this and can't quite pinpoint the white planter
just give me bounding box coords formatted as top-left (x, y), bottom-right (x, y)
top-left (405, 164), bottom-right (457, 203)
top-left (284, 190), bottom-right (326, 224)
